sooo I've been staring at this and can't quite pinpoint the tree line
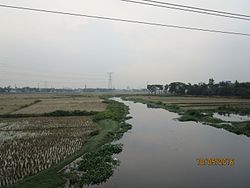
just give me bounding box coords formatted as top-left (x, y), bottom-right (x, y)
top-left (147, 79), bottom-right (250, 97)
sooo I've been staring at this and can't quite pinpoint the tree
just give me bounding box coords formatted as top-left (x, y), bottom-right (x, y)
top-left (208, 78), bottom-right (214, 86)
top-left (164, 84), bottom-right (169, 94)
top-left (147, 85), bottom-right (163, 94)
top-left (168, 82), bottom-right (187, 95)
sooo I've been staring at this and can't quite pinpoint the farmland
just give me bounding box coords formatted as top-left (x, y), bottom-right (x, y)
top-left (0, 93), bottom-right (106, 115)
top-left (0, 93), bottom-right (108, 187)
top-left (0, 93), bottom-right (132, 188)
top-left (0, 116), bottom-right (97, 187)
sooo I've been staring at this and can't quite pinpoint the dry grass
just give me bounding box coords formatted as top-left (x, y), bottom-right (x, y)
top-left (0, 93), bottom-right (106, 115)
top-left (0, 116), bottom-right (98, 187)
top-left (128, 96), bottom-right (250, 110)
top-left (0, 94), bottom-right (36, 115)
top-left (13, 97), bottom-right (106, 114)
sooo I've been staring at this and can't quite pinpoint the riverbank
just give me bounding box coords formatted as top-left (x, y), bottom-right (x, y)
top-left (123, 96), bottom-right (250, 137)
top-left (7, 98), bottom-right (131, 188)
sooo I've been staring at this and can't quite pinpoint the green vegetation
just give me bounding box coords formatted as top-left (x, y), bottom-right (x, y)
top-left (147, 79), bottom-right (250, 98)
top-left (93, 97), bottom-right (132, 140)
top-left (206, 121), bottom-right (250, 137)
top-left (65, 99), bottom-right (132, 187)
top-left (125, 97), bottom-right (180, 113)
top-left (0, 110), bottom-right (98, 118)
top-left (178, 110), bottom-right (222, 123)
top-left (44, 110), bottom-right (98, 117)
top-left (178, 109), bottom-right (250, 137)
top-left (217, 105), bottom-right (250, 116)
top-left (231, 122), bottom-right (250, 136)
top-left (69, 144), bottom-right (122, 187)
top-left (93, 99), bottom-right (130, 122)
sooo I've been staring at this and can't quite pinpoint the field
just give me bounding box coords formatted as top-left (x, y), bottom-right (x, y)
top-left (0, 93), bottom-right (106, 115)
top-left (0, 93), bottom-right (107, 187)
top-left (0, 116), bottom-right (98, 187)
top-left (126, 96), bottom-right (250, 110)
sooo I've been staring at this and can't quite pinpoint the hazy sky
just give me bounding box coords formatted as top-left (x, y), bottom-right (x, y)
top-left (0, 0), bottom-right (250, 89)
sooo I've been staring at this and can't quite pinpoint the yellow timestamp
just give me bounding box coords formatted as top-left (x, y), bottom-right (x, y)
top-left (197, 158), bottom-right (235, 166)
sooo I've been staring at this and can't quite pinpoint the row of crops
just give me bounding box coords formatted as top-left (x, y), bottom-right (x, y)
top-left (0, 117), bottom-right (97, 187)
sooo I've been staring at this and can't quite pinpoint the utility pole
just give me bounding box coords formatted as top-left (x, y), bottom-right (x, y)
top-left (107, 72), bottom-right (113, 90)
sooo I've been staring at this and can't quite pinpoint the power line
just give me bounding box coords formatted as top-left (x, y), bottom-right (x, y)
top-left (137, 0), bottom-right (250, 18)
top-left (0, 4), bottom-right (250, 37)
top-left (121, 0), bottom-right (250, 21)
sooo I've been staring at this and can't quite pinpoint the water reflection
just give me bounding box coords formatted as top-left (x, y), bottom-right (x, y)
top-left (86, 98), bottom-right (250, 188)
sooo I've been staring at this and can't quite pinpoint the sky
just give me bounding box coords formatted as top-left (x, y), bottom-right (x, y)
top-left (0, 0), bottom-right (250, 89)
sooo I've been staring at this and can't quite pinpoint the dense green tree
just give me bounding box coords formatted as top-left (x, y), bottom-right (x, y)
top-left (149, 79), bottom-right (250, 98)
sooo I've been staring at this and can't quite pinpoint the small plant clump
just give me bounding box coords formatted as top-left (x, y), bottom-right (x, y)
top-left (69, 144), bottom-right (123, 187)
top-left (217, 105), bottom-right (250, 116)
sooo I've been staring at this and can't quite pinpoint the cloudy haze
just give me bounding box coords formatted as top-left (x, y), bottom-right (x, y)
top-left (0, 0), bottom-right (250, 89)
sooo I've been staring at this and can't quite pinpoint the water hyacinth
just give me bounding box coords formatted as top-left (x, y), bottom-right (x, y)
top-left (66, 144), bottom-right (123, 187)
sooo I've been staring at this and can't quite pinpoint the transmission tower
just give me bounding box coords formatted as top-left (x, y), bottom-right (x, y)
top-left (107, 72), bottom-right (113, 89)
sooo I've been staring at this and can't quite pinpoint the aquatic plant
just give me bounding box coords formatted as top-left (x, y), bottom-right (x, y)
top-left (68, 144), bottom-right (123, 186)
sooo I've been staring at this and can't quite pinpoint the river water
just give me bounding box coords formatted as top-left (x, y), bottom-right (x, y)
top-left (88, 98), bottom-right (250, 188)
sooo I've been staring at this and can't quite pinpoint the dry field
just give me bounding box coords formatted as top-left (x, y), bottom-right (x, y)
top-left (0, 94), bottom-right (37, 115)
top-left (0, 116), bottom-right (98, 187)
top-left (0, 93), bottom-right (107, 115)
top-left (13, 97), bottom-right (106, 114)
top-left (0, 93), bottom-right (107, 187)
top-left (128, 96), bottom-right (250, 110)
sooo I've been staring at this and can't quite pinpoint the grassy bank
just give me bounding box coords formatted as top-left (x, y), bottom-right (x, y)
top-left (217, 105), bottom-right (250, 116)
top-left (0, 110), bottom-right (98, 118)
top-left (124, 97), bottom-right (180, 113)
top-left (66, 98), bottom-right (132, 187)
top-left (178, 109), bottom-right (250, 137)
top-left (8, 98), bottom-right (131, 188)
top-left (124, 97), bottom-right (250, 137)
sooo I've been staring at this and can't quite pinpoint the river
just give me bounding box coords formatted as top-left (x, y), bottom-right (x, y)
top-left (87, 98), bottom-right (250, 188)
